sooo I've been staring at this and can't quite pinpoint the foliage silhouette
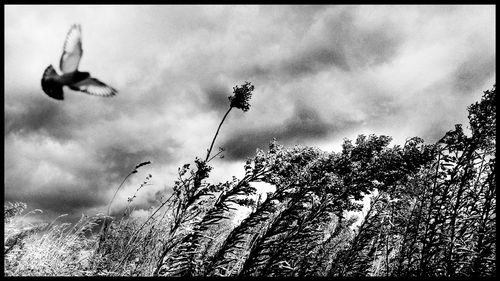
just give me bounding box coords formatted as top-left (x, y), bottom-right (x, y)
top-left (3, 85), bottom-right (496, 277)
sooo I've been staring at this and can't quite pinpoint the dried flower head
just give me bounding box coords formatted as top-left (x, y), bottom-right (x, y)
top-left (229, 82), bottom-right (254, 112)
top-left (135, 161), bottom-right (151, 170)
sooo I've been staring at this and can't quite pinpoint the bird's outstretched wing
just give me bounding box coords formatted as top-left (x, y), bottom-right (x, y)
top-left (70, 77), bottom-right (117, 97)
top-left (59, 24), bottom-right (83, 73)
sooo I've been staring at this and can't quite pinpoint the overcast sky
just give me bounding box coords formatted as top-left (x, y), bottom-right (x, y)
top-left (4, 5), bottom-right (495, 221)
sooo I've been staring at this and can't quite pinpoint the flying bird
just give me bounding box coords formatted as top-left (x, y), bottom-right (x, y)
top-left (41, 24), bottom-right (117, 100)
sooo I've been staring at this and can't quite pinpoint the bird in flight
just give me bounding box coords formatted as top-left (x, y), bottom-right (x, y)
top-left (41, 24), bottom-right (117, 100)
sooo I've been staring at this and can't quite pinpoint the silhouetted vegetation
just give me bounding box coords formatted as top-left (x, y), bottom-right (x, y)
top-left (4, 85), bottom-right (496, 277)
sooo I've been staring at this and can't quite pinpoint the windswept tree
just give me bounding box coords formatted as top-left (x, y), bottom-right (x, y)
top-left (345, 85), bottom-right (496, 277)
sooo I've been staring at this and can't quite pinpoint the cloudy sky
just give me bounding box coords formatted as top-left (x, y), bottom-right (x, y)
top-left (4, 5), bottom-right (495, 221)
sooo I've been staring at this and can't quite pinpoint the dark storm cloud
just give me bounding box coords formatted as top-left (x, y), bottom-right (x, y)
top-left (5, 95), bottom-right (75, 141)
top-left (24, 182), bottom-right (105, 214)
top-left (453, 53), bottom-right (495, 95)
top-left (280, 105), bottom-right (336, 140)
top-left (4, 139), bottom-right (180, 219)
top-left (284, 46), bottom-right (350, 77)
top-left (220, 130), bottom-right (275, 161)
top-left (4, 87), bottom-right (181, 217)
top-left (221, 103), bottom-right (360, 160)
top-left (243, 7), bottom-right (402, 81)
top-left (203, 84), bottom-right (232, 112)
top-left (4, 158), bottom-right (108, 217)
top-left (359, 91), bottom-right (400, 120)
top-left (97, 144), bottom-right (179, 181)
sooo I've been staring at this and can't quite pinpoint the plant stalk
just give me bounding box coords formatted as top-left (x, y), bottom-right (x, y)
top-left (205, 107), bottom-right (232, 162)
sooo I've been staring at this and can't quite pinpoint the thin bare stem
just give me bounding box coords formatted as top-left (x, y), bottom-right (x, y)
top-left (205, 107), bottom-right (232, 162)
top-left (107, 171), bottom-right (135, 216)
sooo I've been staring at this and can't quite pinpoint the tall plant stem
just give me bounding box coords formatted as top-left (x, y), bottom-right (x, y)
top-left (107, 172), bottom-right (134, 216)
top-left (205, 106), bottom-right (232, 162)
